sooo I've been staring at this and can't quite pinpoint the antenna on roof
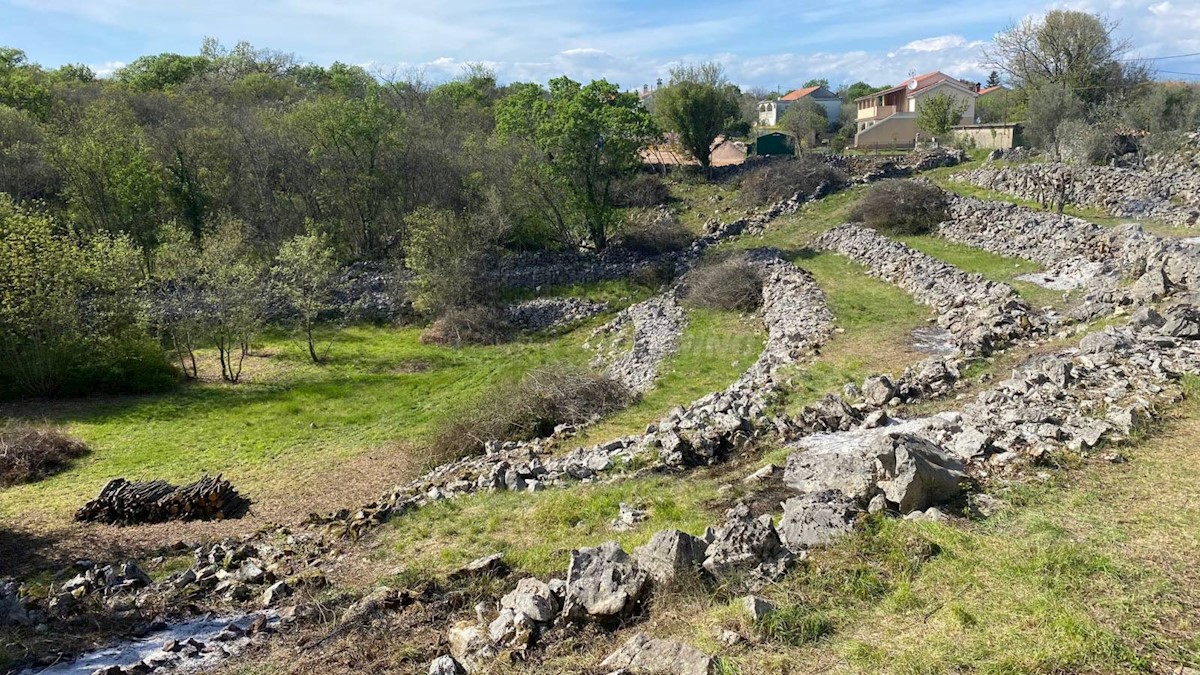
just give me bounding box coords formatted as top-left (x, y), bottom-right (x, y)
top-left (907, 68), bottom-right (916, 77)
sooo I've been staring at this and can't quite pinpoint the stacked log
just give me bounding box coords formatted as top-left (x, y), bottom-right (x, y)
top-left (74, 474), bottom-right (250, 525)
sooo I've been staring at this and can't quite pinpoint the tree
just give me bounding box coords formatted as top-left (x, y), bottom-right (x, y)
top-left (1024, 84), bottom-right (1086, 158)
top-left (803, 78), bottom-right (830, 89)
top-left (781, 98), bottom-right (828, 151)
top-left (916, 91), bottom-right (968, 137)
top-left (843, 81), bottom-right (883, 103)
top-left (654, 62), bottom-right (740, 171)
top-left (496, 77), bottom-right (657, 250)
top-left (985, 10), bottom-right (1146, 109)
top-left (405, 191), bottom-right (510, 313)
top-left (986, 70), bottom-right (1002, 88)
top-left (0, 47), bottom-right (51, 117)
top-left (54, 98), bottom-right (164, 274)
top-left (115, 53), bottom-right (211, 91)
top-left (199, 217), bottom-right (265, 382)
top-left (53, 64), bottom-right (96, 83)
top-left (272, 229), bottom-right (339, 363)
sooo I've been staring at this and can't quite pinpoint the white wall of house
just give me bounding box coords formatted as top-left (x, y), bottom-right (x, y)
top-left (910, 81), bottom-right (977, 124)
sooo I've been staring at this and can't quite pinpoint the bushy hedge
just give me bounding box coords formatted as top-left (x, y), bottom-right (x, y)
top-left (420, 306), bottom-right (515, 347)
top-left (849, 179), bottom-right (949, 235)
top-left (0, 196), bottom-right (176, 399)
top-left (618, 211), bottom-right (693, 255)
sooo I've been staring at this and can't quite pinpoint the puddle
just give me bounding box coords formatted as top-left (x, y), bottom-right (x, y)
top-left (911, 326), bottom-right (957, 356)
top-left (1015, 258), bottom-right (1109, 291)
top-left (22, 612), bottom-right (276, 675)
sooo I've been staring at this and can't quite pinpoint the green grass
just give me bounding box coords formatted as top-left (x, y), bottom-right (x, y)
top-left (381, 473), bottom-right (723, 577)
top-left (666, 179), bottom-right (742, 235)
top-left (897, 234), bottom-right (1065, 309)
top-left (778, 251), bottom-right (931, 417)
top-left (574, 307), bottom-right (766, 445)
top-left (0, 324), bottom-right (597, 520)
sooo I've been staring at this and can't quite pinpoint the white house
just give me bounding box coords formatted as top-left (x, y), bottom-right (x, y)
top-left (757, 85), bottom-right (841, 127)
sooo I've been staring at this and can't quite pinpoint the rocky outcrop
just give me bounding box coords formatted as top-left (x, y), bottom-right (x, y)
top-left (562, 541), bottom-right (649, 623)
top-left (701, 504), bottom-right (791, 587)
top-left (953, 162), bottom-right (1200, 227)
top-left (587, 293), bottom-right (687, 394)
top-left (633, 530), bottom-right (708, 585)
top-left (815, 224), bottom-right (1049, 355)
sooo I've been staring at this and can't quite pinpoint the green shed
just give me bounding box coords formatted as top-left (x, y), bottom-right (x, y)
top-left (749, 131), bottom-right (795, 157)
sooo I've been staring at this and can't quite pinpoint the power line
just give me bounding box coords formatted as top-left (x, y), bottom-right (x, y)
top-left (1155, 69), bottom-right (1200, 78)
top-left (1123, 51), bottom-right (1200, 62)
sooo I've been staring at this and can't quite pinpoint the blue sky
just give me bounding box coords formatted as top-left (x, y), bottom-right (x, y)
top-left (2, 0), bottom-right (1198, 89)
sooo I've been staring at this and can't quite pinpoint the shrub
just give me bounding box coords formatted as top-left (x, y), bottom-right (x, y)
top-left (0, 426), bottom-right (90, 486)
top-left (420, 306), bottom-right (515, 347)
top-left (430, 366), bottom-right (631, 462)
top-left (738, 157), bottom-right (847, 207)
top-left (1055, 118), bottom-right (1112, 165)
top-left (630, 260), bottom-right (680, 290)
top-left (0, 195), bottom-right (176, 399)
top-left (613, 172), bottom-right (670, 208)
top-left (618, 211), bottom-right (693, 255)
top-left (849, 179), bottom-right (948, 235)
top-left (682, 254), bottom-right (763, 312)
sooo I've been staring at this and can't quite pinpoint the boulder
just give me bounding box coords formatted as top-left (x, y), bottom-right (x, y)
top-left (701, 505), bottom-right (790, 585)
top-left (447, 622), bottom-right (497, 673)
top-left (488, 607), bottom-right (535, 649)
top-left (599, 633), bottom-right (714, 675)
top-left (783, 445), bottom-right (877, 504)
top-left (499, 577), bottom-right (559, 624)
top-left (562, 541), bottom-right (648, 622)
top-left (1164, 304), bottom-right (1200, 339)
top-left (778, 491), bottom-right (861, 550)
top-left (633, 529), bottom-right (708, 585)
top-left (740, 595), bottom-right (776, 622)
top-left (861, 375), bottom-right (896, 406)
top-left (872, 434), bottom-right (967, 513)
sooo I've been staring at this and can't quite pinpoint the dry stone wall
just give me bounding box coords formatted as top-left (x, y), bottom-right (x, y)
top-left (952, 162), bottom-right (1200, 227)
top-left (814, 223), bottom-right (1050, 355)
top-left (585, 294), bottom-right (686, 395)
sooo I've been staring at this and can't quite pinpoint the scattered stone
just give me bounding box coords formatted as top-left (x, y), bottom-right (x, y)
top-left (448, 622), bottom-right (497, 673)
top-left (562, 541), bottom-right (648, 623)
top-left (599, 633), bottom-right (714, 675)
top-left (701, 505), bottom-right (791, 586)
top-left (633, 530), bottom-right (708, 585)
top-left (499, 578), bottom-right (560, 624)
top-left (740, 595), bottom-right (776, 622)
top-left (429, 655), bottom-right (464, 675)
top-left (778, 491), bottom-right (862, 550)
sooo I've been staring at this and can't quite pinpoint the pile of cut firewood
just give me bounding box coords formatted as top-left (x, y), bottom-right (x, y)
top-left (74, 474), bottom-right (250, 525)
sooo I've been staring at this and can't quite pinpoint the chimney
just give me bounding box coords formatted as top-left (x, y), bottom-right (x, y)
top-left (643, 84), bottom-right (649, 95)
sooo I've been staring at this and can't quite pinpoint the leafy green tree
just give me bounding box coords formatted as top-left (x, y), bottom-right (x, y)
top-left (0, 195), bottom-right (171, 397)
top-left (803, 78), bottom-right (830, 89)
top-left (115, 53), bottom-right (211, 91)
top-left (496, 77), bottom-right (657, 250)
top-left (53, 63), bottom-right (96, 83)
top-left (654, 63), bottom-right (740, 171)
top-left (199, 216), bottom-right (265, 381)
top-left (916, 91), bottom-right (968, 137)
top-left (781, 98), bottom-right (828, 151)
top-left (0, 47), bottom-right (51, 117)
top-left (272, 229), bottom-right (340, 363)
top-left (843, 81), bottom-right (883, 103)
top-left (0, 104), bottom-right (58, 200)
top-left (54, 99), bottom-right (164, 273)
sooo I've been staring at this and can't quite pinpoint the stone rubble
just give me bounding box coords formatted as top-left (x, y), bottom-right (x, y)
top-left (503, 297), bottom-right (609, 333)
top-left (952, 160), bottom-right (1200, 227)
top-left (599, 632), bottom-right (714, 675)
top-left (815, 223), bottom-right (1050, 355)
top-left (586, 293), bottom-right (687, 394)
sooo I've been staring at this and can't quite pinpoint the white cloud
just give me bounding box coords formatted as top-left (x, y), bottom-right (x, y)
top-left (898, 35), bottom-right (968, 52)
top-left (88, 60), bottom-right (125, 77)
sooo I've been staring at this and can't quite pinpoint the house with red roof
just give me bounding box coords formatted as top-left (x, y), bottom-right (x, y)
top-left (853, 71), bottom-right (978, 148)
top-left (757, 85), bottom-right (841, 127)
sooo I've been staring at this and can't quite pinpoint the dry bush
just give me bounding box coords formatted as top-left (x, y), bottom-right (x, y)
top-left (630, 260), bottom-right (680, 290)
top-left (420, 306), bottom-right (515, 347)
top-left (738, 157), bottom-right (848, 207)
top-left (682, 254), bottom-right (763, 312)
top-left (0, 426), bottom-right (90, 486)
top-left (619, 211), bottom-right (693, 255)
top-left (849, 179), bottom-right (949, 235)
top-left (614, 172), bottom-right (670, 208)
top-left (430, 366), bottom-right (631, 462)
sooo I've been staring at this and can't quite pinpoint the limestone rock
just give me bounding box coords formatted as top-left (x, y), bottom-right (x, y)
top-left (599, 632), bottom-right (714, 675)
top-left (499, 577), bottom-right (559, 624)
top-left (633, 529), bottom-right (708, 585)
top-left (563, 541), bottom-right (648, 623)
top-left (872, 434), bottom-right (967, 513)
top-left (701, 505), bottom-right (790, 585)
top-left (448, 622), bottom-right (497, 673)
top-left (778, 491), bottom-right (862, 550)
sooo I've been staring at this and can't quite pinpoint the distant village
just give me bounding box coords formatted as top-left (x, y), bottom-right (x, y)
top-left (638, 70), bottom-right (1019, 164)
